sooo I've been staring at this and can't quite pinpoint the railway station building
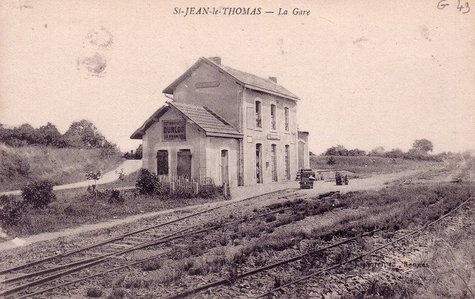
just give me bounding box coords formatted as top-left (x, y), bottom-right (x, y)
top-left (131, 57), bottom-right (310, 187)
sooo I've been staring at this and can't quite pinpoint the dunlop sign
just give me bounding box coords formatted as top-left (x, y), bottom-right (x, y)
top-left (163, 120), bottom-right (186, 141)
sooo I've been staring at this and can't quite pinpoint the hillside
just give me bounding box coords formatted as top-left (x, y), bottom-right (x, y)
top-left (0, 143), bottom-right (122, 192)
top-left (310, 155), bottom-right (446, 176)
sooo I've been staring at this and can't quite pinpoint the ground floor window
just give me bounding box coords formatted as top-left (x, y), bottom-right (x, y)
top-left (156, 150), bottom-right (169, 175)
top-left (256, 143), bottom-right (262, 184)
top-left (271, 144), bottom-right (277, 182)
top-left (285, 145), bottom-right (290, 180)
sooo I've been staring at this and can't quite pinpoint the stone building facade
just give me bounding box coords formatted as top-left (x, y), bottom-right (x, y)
top-left (131, 57), bottom-right (309, 187)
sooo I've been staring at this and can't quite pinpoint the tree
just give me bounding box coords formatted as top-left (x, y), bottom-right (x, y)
top-left (412, 139), bottom-right (433, 154)
top-left (134, 144), bottom-right (143, 159)
top-left (324, 145), bottom-right (349, 156)
top-left (63, 120), bottom-right (106, 148)
top-left (348, 149), bottom-right (366, 156)
top-left (37, 122), bottom-right (64, 147)
top-left (369, 146), bottom-right (385, 156)
top-left (385, 148), bottom-right (404, 158)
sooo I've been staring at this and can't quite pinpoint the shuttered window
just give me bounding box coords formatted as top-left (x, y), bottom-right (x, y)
top-left (271, 104), bottom-right (276, 130)
top-left (284, 107), bottom-right (289, 131)
top-left (156, 150), bottom-right (169, 175)
top-left (255, 101), bottom-right (262, 128)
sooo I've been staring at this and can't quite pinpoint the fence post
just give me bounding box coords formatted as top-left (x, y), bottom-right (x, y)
top-left (223, 183), bottom-right (228, 198)
top-left (171, 181), bottom-right (175, 194)
top-left (194, 182), bottom-right (199, 195)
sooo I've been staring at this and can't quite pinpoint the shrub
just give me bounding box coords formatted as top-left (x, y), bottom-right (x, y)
top-left (135, 169), bottom-right (158, 195)
top-left (171, 185), bottom-right (194, 199)
top-left (21, 180), bottom-right (56, 209)
top-left (0, 195), bottom-right (26, 226)
top-left (0, 150), bottom-right (31, 179)
top-left (106, 288), bottom-right (127, 299)
top-left (327, 156), bottom-right (336, 165)
top-left (86, 287), bottom-right (103, 298)
top-left (107, 189), bottom-right (125, 204)
top-left (198, 184), bottom-right (220, 198)
top-left (142, 259), bottom-right (161, 271)
top-left (154, 181), bottom-right (170, 196)
top-left (265, 214), bottom-right (277, 223)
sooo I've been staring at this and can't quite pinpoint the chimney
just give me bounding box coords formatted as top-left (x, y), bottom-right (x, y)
top-left (268, 76), bottom-right (277, 83)
top-left (208, 57), bottom-right (221, 65)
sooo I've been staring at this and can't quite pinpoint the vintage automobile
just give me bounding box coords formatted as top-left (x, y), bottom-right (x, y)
top-left (299, 169), bottom-right (316, 189)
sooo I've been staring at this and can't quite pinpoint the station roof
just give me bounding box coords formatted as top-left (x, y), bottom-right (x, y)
top-left (130, 101), bottom-right (242, 139)
top-left (162, 57), bottom-right (299, 101)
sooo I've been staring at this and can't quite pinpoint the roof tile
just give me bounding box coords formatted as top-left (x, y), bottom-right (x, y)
top-left (169, 102), bottom-right (241, 136)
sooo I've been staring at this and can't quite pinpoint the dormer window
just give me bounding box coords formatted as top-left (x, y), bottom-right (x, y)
top-left (271, 104), bottom-right (276, 130)
top-left (255, 101), bottom-right (262, 128)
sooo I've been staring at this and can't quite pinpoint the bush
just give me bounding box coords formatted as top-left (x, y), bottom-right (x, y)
top-left (172, 186), bottom-right (195, 199)
top-left (107, 189), bottom-right (125, 204)
top-left (142, 259), bottom-right (161, 271)
top-left (21, 180), bottom-right (56, 209)
top-left (107, 288), bottom-right (127, 299)
top-left (135, 169), bottom-right (158, 195)
top-left (265, 214), bottom-right (277, 223)
top-left (0, 195), bottom-right (26, 226)
top-left (0, 150), bottom-right (31, 178)
top-left (327, 156), bottom-right (336, 165)
top-left (86, 287), bottom-right (103, 298)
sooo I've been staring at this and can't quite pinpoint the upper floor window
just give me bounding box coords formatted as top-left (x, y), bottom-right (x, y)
top-left (284, 107), bottom-right (289, 131)
top-left (271, 104), bottom-right (276, 130)
top-left (255, 101), bottom-right (262, 128)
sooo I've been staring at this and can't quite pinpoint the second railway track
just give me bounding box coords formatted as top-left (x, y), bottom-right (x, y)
top-left (0, 188), bottom-right (302, 298)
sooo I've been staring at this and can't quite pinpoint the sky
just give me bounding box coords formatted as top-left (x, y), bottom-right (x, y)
top-left (1, 0), bottom-right (474, 154)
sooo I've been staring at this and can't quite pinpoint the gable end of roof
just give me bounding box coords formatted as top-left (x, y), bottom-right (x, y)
top-left (162, 57), bottom-right (299, 101)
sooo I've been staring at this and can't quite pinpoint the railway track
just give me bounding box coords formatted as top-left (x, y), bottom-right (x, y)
top-left (0, 188), bottom-right (301, 298)
top-left (3, 187), bottom-right (469, 298)
top-left (164, 196), bottom-right (473, 299)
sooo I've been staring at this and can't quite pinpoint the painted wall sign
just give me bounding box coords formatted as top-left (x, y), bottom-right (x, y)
top-left (195, 81), bottom-right (220, 89)
top-left (267, 133), bottom-right (280, 140)
top-left (163, 120), bottom-right (186, 141)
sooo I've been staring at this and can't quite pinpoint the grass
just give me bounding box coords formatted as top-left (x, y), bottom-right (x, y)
top-left (99, 170), bottom-right (140, 189)
top-left (359, 200), bottom-right (475, 299)
top-left (0, 143), bottom-right (122, 192)
top-left (310, 155), bottom-right (445, 176)
top-left (399, 203), bottom-right (475, 299)
top-left (2, 188), bottom-right (226, 237)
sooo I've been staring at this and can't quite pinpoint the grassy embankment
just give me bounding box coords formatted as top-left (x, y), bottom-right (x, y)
top-left (4, 188), bottom-right (225, 237)
top-left (0, 143), bottom-right (122, 192)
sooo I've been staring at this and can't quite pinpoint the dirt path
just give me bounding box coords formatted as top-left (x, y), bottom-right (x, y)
top-left (0, 160), bottom-right (142, 196)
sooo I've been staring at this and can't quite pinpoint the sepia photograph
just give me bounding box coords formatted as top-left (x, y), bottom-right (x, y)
top-left (0, 0), bottom-right (474, 298)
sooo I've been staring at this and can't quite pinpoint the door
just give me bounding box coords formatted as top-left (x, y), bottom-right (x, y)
top-left (256, 144), bottom-right (262, 184)
top-left (177, 149), bottom-right (191, 178)
top-left (156, 150), bottom-right (169, 175)
top-left (221, 150), bottom-right (229, 185)
top-left (285, 145), bottom-right (290, 180)
top-left (271, 144), bottom-right (277, 182)
top-left (298, 141), bottom-right (305, 170)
